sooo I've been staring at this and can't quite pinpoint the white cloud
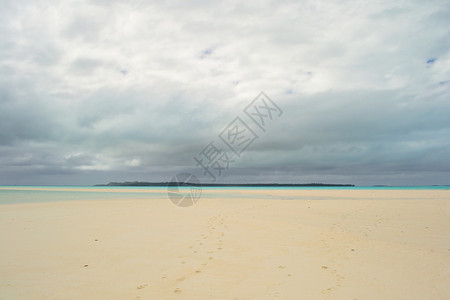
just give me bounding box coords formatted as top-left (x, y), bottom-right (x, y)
top-left (0, 0), bottom-right (449, 185)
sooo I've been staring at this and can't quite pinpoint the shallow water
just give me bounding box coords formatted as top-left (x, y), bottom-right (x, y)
top-left (0, 185), bottom-right (448, 205)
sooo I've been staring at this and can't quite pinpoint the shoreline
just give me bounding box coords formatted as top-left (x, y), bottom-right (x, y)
top-left (1, 189), bottom-right (449, 299)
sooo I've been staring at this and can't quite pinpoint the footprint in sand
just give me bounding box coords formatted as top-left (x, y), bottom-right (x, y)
top-left (174, 288), bottom-right (181, 293)
top-left (136, 284), bottom-right (148, 289)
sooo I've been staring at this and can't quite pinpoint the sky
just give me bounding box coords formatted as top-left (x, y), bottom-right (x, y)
top-left (0, 0), bottom-right (449, 186)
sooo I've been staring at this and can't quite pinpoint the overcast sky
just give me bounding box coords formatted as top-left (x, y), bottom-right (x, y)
top-left (0, 0), bottom-right (449, 186)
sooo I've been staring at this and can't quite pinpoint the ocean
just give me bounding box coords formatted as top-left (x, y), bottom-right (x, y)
top-left (0, 185), bottom-right (448, 205)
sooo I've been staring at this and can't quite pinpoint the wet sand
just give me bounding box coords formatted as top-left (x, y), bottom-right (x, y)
top-left (1, 189), bottom-right (449, 299)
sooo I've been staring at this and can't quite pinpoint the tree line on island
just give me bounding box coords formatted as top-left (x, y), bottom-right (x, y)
top-left (95, 181), bottom-right (355, 187)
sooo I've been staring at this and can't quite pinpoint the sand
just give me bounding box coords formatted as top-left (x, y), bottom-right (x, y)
top-left (0, 189), bottom-right (449, 299)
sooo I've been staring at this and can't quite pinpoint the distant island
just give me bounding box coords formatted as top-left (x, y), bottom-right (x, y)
top-left (95, 181), bottom-right (355, 187)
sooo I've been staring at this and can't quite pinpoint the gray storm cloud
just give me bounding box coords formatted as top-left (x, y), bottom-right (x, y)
top-left (0, 0), bottom-right (449, 185)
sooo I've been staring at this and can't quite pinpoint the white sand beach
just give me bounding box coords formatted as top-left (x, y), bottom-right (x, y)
top-left (1, 189), bottom-right (449, 299)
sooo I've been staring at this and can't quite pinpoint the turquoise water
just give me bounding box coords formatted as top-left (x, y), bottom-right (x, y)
top-left (0, 186), bottom-right (167, 205)
top-left (0, 185), bottom-right (448, 205)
